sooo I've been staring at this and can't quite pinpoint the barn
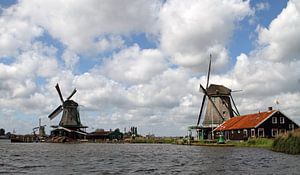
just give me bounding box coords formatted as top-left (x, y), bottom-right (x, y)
top-left (214, 108), bottom-right (299, 140)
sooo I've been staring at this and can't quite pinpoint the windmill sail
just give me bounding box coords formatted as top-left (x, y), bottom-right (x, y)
top-left (197, 55), bottom-right (212, 126)
top-left (48, 105), bottom-right (63, 120)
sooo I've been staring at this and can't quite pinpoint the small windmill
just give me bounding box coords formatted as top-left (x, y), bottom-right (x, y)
top-left (32, 118), bottom-right (46, 142)
top-left (33, 118), bottom-right (46, 137)
top-left (195, 55), bottom-right (240, 139)
top-left (48, 83), bottom-right (87, 137)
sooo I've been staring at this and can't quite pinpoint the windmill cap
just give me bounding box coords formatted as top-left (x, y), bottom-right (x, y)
top-left (63, 100), bottom-right (78, 107)
top-left (207, 84), bottom-right (231, 96)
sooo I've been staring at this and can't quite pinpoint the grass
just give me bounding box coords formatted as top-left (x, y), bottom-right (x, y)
top-left (272, 129), bottom-right (300, 155)
top-left (227, 138), bottom-right (274, 149)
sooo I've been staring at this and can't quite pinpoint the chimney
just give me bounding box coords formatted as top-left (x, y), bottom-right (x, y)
top-left (268, 107), bottom-right (273, 111)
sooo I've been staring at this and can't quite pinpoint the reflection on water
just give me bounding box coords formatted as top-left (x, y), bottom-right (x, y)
top-left (0, 143), bottom-right (299, 174)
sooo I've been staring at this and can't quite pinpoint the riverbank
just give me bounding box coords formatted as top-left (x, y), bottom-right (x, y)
top-left (227, 138), bottom-right (274, 149)
top-left (272, 129), bottom-right (300, 154)
top-left (128, 137), bottom-right (179, 144)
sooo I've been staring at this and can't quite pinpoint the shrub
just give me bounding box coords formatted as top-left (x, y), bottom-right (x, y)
top-left (272, 129), bottom-right (300, 154)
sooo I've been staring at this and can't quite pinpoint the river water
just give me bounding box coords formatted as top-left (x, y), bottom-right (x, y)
top-left (0, 143), bottom-right (299, 174)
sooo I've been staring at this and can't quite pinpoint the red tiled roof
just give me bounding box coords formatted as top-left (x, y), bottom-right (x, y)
top-left (215, 110), bottom-right (276, 131)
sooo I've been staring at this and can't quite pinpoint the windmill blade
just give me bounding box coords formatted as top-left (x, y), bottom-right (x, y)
top-left (48, 105), bottom-right (63, 120)
top-left (232, 90), bottom-right (242, 93)
top-left (200, 84), bottom-right (225, 121)
top-left (230, 94), bottom-right (240, 116)
top-left (196, 55), bottom-right (212, 126)
top-left (206, 54), bottom-right (212, 89)
top-left (197, 94), bottom-right (206, 126)
top-left (66, 88), bottom-right (77, 100)
top-left (55, 83), bottom-right (64, 103)
top-left (220, 98), bottom-right (239, 116)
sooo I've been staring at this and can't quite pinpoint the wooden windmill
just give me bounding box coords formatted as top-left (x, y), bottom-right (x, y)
top-left (48, 83), bottom-right (87, 138)
top-left (195, 55), bottom-right (240, 139)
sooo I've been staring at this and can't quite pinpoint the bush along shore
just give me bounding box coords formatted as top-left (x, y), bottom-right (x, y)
top-left (272, 129), bottom-right (300, 155)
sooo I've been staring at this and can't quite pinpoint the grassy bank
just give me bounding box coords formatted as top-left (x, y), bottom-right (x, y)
top-left (272, 129), bottom-right (300, 154)
top-left (129, 137), bottom-right (178, 144)
top-left (227, 138), bottom-right (274, 149)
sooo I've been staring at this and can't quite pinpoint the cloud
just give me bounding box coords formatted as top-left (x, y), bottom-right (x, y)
top-left (159, 0), bottom-right (252, 71)
top-left (258, 0), bottom-right (300, 61)
top-left (9, 0), bottom-right (162, 55)
top-left (0, 8), bottom-right (43, 57)
top-left (98, 44), bottom-right (167, 85)
top-left (255, 2), bottom-right (270, 11)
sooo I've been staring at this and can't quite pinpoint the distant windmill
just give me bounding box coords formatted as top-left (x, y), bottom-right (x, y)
top-left (196, 55), bottom-right (240, 128)
top-left (48, 83), bottom-right (87, 136)
top-left (32, 118), bottom-right (46, 137)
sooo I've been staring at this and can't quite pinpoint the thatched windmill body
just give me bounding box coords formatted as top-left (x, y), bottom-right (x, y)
top-left (194, 55), bottom-right (240, 140)
top-left (48, 84), bottom-right (87, 138)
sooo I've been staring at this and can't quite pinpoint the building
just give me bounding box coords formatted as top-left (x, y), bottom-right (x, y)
top-left (87, 128), bottom-right (123, 142)
top-left (214, 108), bottom-right (299, 140)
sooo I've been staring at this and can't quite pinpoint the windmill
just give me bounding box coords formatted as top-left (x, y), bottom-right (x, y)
top-left (33, 118), bottom-right (46, 142)
top-left (33, 118), bottom-right (46, 137)
top-left (48, 83), bottom-right (87, 138)
top-left (195, 55), bottom-right (240, 140)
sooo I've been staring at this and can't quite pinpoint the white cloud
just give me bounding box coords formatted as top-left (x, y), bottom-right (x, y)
top-left (62, 49), bottom-right (80, 70)
top-left (98, 45), bottom-right (167, 85)
top-left (0, 9), bottom-right (43, 56)
top-left (10, 0), bottom-right (162, 55)
top-left (258, 0), bottom-right (300, 61)
top-left (159, 0), bottom-right (252, 71)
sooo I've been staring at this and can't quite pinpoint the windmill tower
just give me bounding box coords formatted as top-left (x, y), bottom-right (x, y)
top-left (195, 55), bottom-right (240, 139)
top-left (48, 83), bottom-right (87, 138)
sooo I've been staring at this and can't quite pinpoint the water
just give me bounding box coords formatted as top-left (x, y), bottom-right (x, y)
top-left (0, 143), bottom-right (299, 174)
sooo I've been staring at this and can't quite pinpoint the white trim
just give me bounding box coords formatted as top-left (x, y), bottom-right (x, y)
top-left (258, 128), bottom-right (264, 137)
top-left (251, 129), bottom-right (255, 137)
top-left (280, 117), bottom-right (285, 124)
top-left (243, 129), bottom-right (248, 137)
top-left (289, 124), bottom-right (295, 131)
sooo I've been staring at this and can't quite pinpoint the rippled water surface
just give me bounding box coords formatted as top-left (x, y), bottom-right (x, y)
top-left (1, 143), bottom-right (300, 174)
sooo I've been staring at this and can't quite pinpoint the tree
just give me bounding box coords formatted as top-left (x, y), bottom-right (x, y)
top-left (0, 128), bottom-right (5, 135)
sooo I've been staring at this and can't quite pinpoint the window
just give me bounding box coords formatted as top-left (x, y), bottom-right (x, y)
top-left (237, 130), bottom-right (240, 134)
top-left (251, 129), bottom-right (255, 137)
top-left (289, 124), bottom-right (295, 131)
top-left (258, 128), bottom-right (264, 137)
top-left (280, 117), bottom-right (285, 124)
top-left (272, 128), bottom-right (278, 137)
top-left (243, 129), bottom-right (248, 137)
top-left (272, 117), bottom-right (277, 124)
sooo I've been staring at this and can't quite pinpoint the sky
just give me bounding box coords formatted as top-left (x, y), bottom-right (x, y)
top-left (0, 0), bottom-right (299, 136)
